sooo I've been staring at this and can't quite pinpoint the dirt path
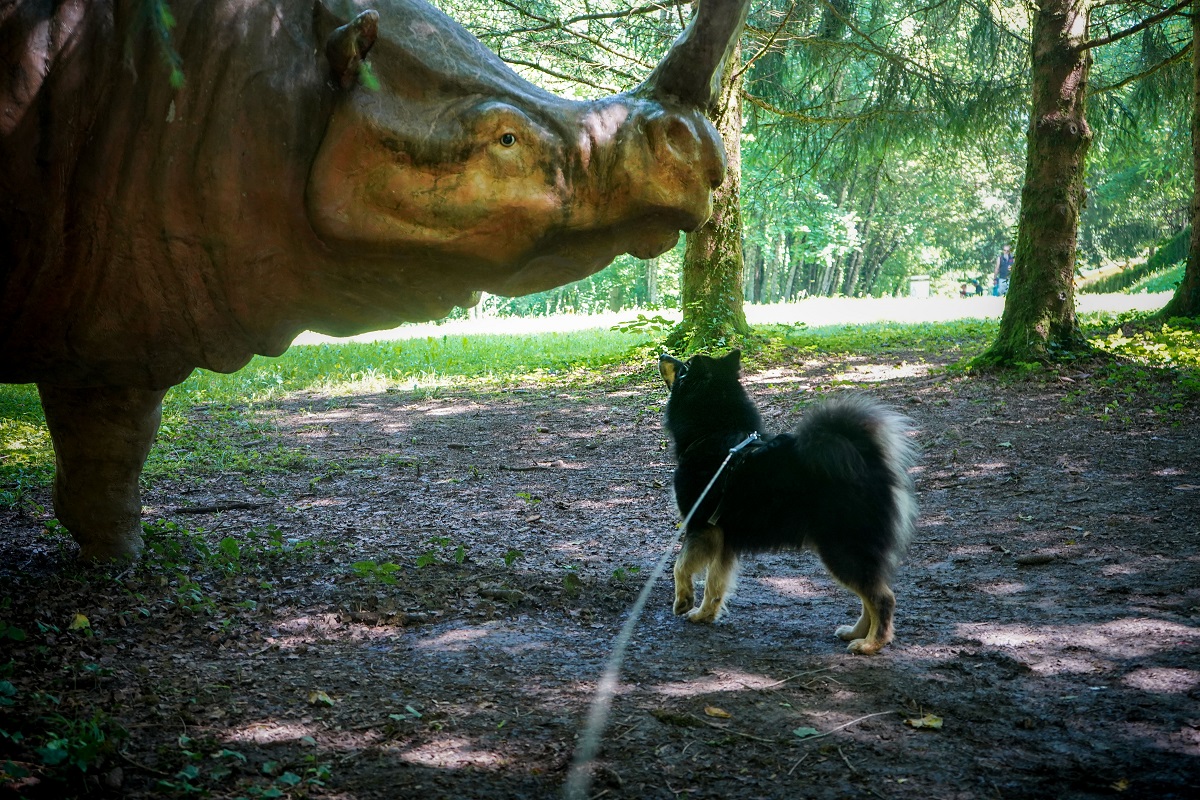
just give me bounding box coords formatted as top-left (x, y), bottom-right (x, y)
top-left (2, 343), bottom-right (1198, 799)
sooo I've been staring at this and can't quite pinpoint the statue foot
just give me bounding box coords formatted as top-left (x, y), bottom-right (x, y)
top-left (38, 384), bottom-right (167, 561)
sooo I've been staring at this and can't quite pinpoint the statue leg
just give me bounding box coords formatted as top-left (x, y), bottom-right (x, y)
top-left (37, 384), bottom-right (168, 560)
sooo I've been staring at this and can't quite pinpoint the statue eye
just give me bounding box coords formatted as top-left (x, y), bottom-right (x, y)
top-left (499, 133), bottom-right (517, 147)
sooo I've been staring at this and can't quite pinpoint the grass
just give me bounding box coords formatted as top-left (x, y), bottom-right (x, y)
top-left (2, 312), bottom-right (1198, 509)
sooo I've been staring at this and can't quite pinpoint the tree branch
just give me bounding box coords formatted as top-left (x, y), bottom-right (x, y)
top-left (1081, 0), bottom-right (1191, 51)
top-left (498, 56), bottom-right (620, 94)
top-left (1089, 40), bottom-right (1192, 92)
top-left (735, 2), bottom-right (797, 81)
top-left (507, 1), bottom-right (690, 35)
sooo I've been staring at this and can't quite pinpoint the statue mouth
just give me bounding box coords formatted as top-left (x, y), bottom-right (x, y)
top-left (627, 229), bottom-right (680, 260)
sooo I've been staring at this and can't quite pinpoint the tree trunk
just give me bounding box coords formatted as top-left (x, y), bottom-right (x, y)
top-left (1160, 0), bottom-right (1200, 318)
top-left (669, 40), bottom-right (748, 351)
top-left (978, 0), bottom-right (1094, 365)
top-left (783, 230), bottom-right (800, 299)
top-left (842, 165), bottom-right (882, 296)
top-left (744, 240), bottom-right (764, 302)
top-left (646, 257), bottom-right (659, 307)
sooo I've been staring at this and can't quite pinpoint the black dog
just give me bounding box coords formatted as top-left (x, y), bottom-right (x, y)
top-left (659, 350), bottom-right (917, 655)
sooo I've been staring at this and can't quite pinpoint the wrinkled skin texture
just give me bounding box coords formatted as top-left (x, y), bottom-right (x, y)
top-left (0, 0), bottom-right (748, 559)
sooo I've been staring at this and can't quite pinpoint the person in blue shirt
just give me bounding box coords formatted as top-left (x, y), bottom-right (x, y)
top-left (994, 244), bottom-right (1014, 296)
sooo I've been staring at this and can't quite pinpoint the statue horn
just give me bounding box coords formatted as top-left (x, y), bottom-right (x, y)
top-left (636, 0), bottom-right (749, 110)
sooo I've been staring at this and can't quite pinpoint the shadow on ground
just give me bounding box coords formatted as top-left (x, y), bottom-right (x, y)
top-left (2, 345), bottom-right (1198, 799)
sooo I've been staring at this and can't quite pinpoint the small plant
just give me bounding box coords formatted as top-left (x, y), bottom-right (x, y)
top-left (612, 313), bottom-right (674, 335)
top-left (502, 548), bottom-right (524, 568)
top-left (516, 491), bottom-right (542, 506)
top-left (351, 560), bottom-right (402, 584)
top-left (414, 537), bottom-right (467, 568)
top-left (611, 565), bottom-right (642, 583)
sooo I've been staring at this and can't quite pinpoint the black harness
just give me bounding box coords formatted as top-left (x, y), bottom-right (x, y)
top-left (679, 432), bottom-right (769, 526)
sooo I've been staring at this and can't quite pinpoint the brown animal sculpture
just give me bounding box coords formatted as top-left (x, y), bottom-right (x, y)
top-left (0, 0), bottom-right (750, 559)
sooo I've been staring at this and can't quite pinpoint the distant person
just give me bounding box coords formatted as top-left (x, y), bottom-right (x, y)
top-left (994, 245), bottom-right (1014, 296)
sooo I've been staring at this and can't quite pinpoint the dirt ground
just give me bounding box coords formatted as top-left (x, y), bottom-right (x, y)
top-left (2, 341), bottom-right (1198, 799)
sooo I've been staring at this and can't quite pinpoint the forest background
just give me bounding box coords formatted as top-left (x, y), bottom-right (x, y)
top-left (420, 0), bottom-right (1192, 319)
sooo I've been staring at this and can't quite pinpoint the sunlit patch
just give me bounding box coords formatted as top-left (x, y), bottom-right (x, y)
top-left (958, 618), bottom-right (1199, 673)
top-left (958, 624), bottom-right (1049, 648)
top-left (1100, 563), bottom-right (1140, 577)
top-left (416, 626), bottom-right (493, 651)
top-left (654, 669), bottom-right (783, 697)
top-left (226, 721), bottom-right (313, 746)
top-left (1153, 467), bottom-right (1186, 477)
top-left (395, 736), bottom-right (508, 769)
top-left (978, 581), bottom-right (1027, 596)
top-left (276, 614), bottom-right (342, 635)
top-left (831, 361), bottom-right (933, 384)
top-left (1122, 667), bottom-right (1200, 694)
top-left (424, 403), bottom-right (483, 417)
top-left (744, 370), bottom-right (810, 388)
top-left (755, 576), bottom-right (823, 599)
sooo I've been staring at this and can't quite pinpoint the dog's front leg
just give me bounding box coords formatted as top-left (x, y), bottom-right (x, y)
top-left (688, 546), bottom-right (738, 623)
top-left (673, 526), bottom-right (723, 616)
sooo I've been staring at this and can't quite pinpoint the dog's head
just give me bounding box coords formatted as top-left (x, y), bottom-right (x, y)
top-left (658, 350), bottom-right (741, 392)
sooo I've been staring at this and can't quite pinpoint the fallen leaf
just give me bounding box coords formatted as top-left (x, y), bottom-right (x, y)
top-left (1110, 778), bottom-right (1130, 792)
top-left (792, 726), bottom-right (820, 739)
top-left (1016, 554), bottom-right (1056, 567)
top-left (704, 706), bottom-right (731, 719)
top-left (905, 714), bottom-right (943, 730)
top-left (308, 690), bottom-right (334, 707)
top-left (68, 614), bottom-right (90, 630)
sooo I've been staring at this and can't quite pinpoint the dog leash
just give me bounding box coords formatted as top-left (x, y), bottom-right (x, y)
top-left (563, 432), bottom-right (760, 800)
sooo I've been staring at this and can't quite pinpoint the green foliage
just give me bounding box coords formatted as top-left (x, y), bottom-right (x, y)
top-left (1079, 227), bottom-right (1190, 295)
top-left (351, 560), bottom-right (402, 583)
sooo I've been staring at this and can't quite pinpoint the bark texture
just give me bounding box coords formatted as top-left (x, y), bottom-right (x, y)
top-left (1160, 0), bottom-right (1200, 318)
top-left (980, 0), bottom-right (1094, 365)
top-left (670, 41), bottom-right (750, 351)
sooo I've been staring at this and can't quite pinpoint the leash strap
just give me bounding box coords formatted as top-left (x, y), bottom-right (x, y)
top-left (563, 432), bottom-right (759, 799)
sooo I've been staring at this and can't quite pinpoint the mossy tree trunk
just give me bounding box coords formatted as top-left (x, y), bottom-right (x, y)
top-left (668, 41), bottom-right (749, 352)
top-left (1160, 0), bottom-right (1200, 319)
top-left (978, 0), bottom-right (1094, 365)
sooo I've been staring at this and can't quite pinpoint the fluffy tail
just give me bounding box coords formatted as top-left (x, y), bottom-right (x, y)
top-left (792, 394), bottom-right (919, 554)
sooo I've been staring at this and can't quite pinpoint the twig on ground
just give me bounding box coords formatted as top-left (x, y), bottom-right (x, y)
top-left (118, 749), bottom-right (170, 777)
top-left (172, 501), bottom-right (265, 514)
top-left (794, 710), bottom-right (896, 743)
top-left (756, 667), bottom-right (832, 690)
top-left (839, 745), bottom-right (858, 773)
top-left (787, 752), bottom-right (810, 776)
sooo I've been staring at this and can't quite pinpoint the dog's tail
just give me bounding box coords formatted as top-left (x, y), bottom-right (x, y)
top-left (791, 395), bottom-right (919, 555)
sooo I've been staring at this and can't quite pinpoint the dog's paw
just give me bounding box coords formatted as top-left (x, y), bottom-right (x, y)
top-left (835, 624), bottom-right (858, 641)
top-left (673, 596), bottom-right (694, 616)
top-left (845, 638), bottom-right (885, 656)
top-left (686, 607), bottom-right (720, 624)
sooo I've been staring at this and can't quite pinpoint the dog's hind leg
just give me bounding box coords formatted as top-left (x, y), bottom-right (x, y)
top-left (673, 526), bottom-right (723, 615)
top-left (835, 582), bottom-right (895, 655)
top-left (820, 544), bottom-right (897, 655)
top-left (688, 535), bottom-right (738, 624)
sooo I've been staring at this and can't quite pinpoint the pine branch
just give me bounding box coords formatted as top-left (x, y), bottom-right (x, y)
top-left (1080, 0), bottom-right (1191, 51)
top-left (507, 1), bottom-right (689, 35)
top-left (498, 57), bottom-right (620, 94)
top-left (743, 90), bottom-right (933, 125)
top-left (1089, 40), bottom-right (1192, 92)
top-left (735, 2), bottom-right (798, 81)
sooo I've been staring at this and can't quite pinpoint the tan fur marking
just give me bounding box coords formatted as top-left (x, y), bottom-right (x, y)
top-left (659, 358), bottom-right (679, 388)
top-left (673, 526), bottom-right (729, 618)
top-left (838, 583), bottom-right (895, 655)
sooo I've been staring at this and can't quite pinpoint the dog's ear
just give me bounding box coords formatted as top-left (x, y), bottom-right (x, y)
top-left (718, 349), bottom-right (742, 374)
top-left (658, 354), bottom-right (687, 389)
